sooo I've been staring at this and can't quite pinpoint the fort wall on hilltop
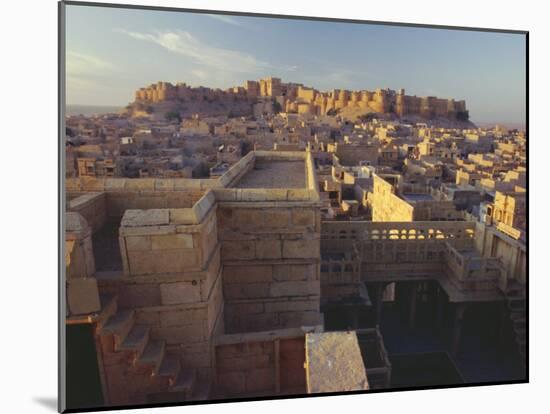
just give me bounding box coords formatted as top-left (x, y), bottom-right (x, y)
top-left (132, 78), bottom-right (468, 121)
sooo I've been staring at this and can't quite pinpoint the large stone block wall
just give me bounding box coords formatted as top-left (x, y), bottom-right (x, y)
top-left (371, 176), bottom-right (414, 222)
top-left (335, 144), bottom-right (379, 167)
top-left (218, 205), bottom-right (322, 333)
top-left (214, 331), bottom-right (307, 397)
top-left (216, 340), bottom-right (276, 396)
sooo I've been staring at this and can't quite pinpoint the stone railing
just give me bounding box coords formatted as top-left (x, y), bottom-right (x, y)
top-left (320, 221), bottom-right (504, 292)
top-left (444, 242), bottom-right (502, 291)
top-left (321, 220), bottom-right (476, 241)
top-left (320, 243), bottom-right (361, 284)
top-left (358, 239), bottom-right (448, 264)
top-left (321, 221), bottom-right (477, 264)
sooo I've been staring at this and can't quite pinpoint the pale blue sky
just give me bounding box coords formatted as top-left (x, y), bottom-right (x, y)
top-left (65, 4), bottom-right (526, 125)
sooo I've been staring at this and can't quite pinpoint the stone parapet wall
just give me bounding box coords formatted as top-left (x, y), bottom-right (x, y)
top-left (67, 192), bottom-right (107, 233)
top-left (66, 177), bottom-right (220, 193)
top-left (320, 220), bottom-right (501, 291)
top-left (105, 190), bottom-right (205, 219)
top-left (119, 192), bottom-right (217, 276)
top-left (321, 220), bottom-right (477, 242)
top-left (444, 242), bottom-right (502, 292)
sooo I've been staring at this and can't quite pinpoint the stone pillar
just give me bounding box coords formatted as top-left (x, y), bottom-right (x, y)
top-left (451, 303), bottom-right (467, 356)
top-left (409, 282), bottom-right (417, 329)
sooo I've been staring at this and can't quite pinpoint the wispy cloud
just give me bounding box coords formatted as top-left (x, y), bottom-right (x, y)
top-left (66, 51), bottom-right (114, 76)
top-left (205, 14), bottom-right (245, 27)
top-left (115, 28), bottom-right (270, 74)
top-left (191, 69), bottom-right (208, 80)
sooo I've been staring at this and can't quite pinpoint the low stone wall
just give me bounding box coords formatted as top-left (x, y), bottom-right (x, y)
top-left (66, 177), bottom-right (220, 192)
top-left (119, 191), bottom-right (217, 276)
top-left (106, 191), bottom-right (204, 219)
top-left (444, 243), bottom-right (501, 292)
top-left (67, 192), bottom-right (107, 233)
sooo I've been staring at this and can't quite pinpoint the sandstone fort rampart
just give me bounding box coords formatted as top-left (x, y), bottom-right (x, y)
top-left (132, 78), bottom-right (468, 121)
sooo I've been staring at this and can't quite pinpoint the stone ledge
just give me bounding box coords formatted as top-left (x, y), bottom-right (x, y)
top-left (121, 209), bottom-right (169, 227)
top-left (214, 325), bottom-right (321, 346)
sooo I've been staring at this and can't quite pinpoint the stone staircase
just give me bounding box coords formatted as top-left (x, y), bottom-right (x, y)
top-left (97, 294), bottom-right (210, 406)
top-left (503, 283), bottom-right (527, 367)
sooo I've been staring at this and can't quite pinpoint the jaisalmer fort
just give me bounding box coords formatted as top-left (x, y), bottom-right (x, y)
top-left (64, 76), bottom-right (526, 408)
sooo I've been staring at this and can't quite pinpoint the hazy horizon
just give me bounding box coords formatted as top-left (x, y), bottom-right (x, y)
top-left (65, 4), bottom-right (527, 126)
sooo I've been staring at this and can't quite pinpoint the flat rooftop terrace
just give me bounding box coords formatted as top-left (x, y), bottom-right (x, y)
top-left (234, 160), bottom-right (306, 189)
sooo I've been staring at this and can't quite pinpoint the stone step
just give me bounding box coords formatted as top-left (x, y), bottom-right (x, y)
top-left (189, 378), bottom-right (210, 401)
top-left (171, 368), bottom-right (197, 395)
top-left (97, 294), bottom-right (118, 330)
top-left (158, 357), bottom-right (181, 385)
top-left (138, 339), bottom-right (166, 375)
top-left (119, 325), bottom-right (150, 358)
top-left (102, 309), bottom-right (135, 348)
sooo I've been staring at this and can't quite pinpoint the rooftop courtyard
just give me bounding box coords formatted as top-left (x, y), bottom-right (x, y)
top-left (234, 160), bottom-right (306, 188)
